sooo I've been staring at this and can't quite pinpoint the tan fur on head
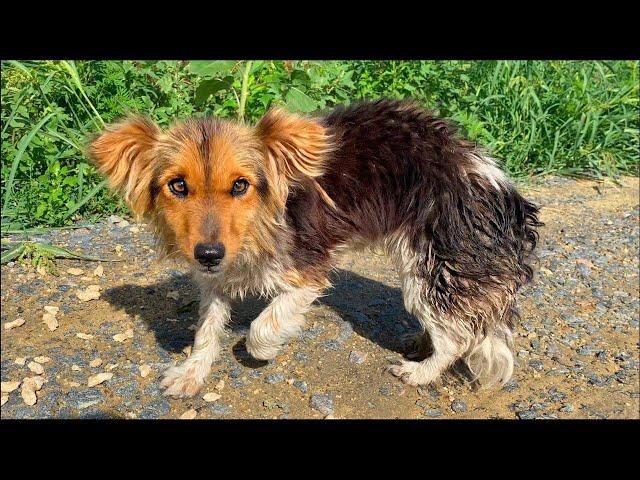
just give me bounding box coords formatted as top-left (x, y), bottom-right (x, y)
top-left (256, 108), bottom-right (335, 209)
top-left (88, 116), bottom-right (160, 218)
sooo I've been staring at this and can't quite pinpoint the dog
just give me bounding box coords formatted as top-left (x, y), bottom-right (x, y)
top-left (89, 99), bottom-right (541, 398)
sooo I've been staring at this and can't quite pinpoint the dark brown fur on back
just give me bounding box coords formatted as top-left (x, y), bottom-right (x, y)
top-left (285, 99), bottom-right (542, 329)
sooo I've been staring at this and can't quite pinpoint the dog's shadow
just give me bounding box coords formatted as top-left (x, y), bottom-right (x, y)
top-left (103, 269), bottom-right (422, 366)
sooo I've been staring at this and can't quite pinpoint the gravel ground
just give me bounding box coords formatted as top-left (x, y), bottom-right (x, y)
top-left (1, 176), bottom-right (638, 419)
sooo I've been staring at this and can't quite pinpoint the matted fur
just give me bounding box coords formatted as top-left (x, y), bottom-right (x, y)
top-left (89, 99), bottom-right (541, 397)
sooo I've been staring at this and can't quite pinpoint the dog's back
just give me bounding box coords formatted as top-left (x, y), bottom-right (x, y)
top-left (286, 99), bottom-right (542, 385)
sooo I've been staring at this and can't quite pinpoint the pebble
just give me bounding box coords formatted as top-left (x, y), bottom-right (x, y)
top-left (349, 350), bottom-right (367, 364)
top-left (113, 328), bottom-right (134, 342)
top-left (89, 358), bottom-right (103, 368)
top-left (87, 372), bottom-right (113, 387)
top-left (528, 359), bottom-right (544, 371)
top-left (67, 268), bottom-right (84, 276)
top-left (180, 408), bottom-right (198, 419)
top-left (76, 333), bottom-right (94, 340)
top-left (14, 357), bottom-right (27, 366)
top-left (42, 313), bottom-right (58, 331)
top-left (4, 318), bottom-right (25, 330)
top-left (265, 373), bottom-right (285, 384)
top-left (424, 409), bottom-right (443, 418)
top-left (33, 356), bottom-right (51, 364)
top-left (203, 392), bottom-right (222, 402)
top-left (451, 400), bottom-right (468, 413)
top-left (309, 393), bottom-right (333, 415)
top-left (76, 285), bottom-right (101, 302)
top-left (139, 364), bottom-right (152, 378)
top-left (27, 362), bottom-right (44, 374)
top-left (293, 380), bottom-right (308, 393)
top-left (93, 265), bottom-right (104, 277)
top-left (1, 381), bottom-right (21, 393)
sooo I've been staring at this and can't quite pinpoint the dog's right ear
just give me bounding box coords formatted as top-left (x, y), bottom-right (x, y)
top-left (88, 116), bottom-right (160, 218)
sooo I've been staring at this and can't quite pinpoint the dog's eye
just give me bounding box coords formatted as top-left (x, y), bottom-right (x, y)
top-left (231, 178), bottom-right (249, 197)
top-left (168, 178), bottom-right (188, 197)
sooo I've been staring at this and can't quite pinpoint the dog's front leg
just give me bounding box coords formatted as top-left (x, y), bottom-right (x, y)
top-left (246, 286), bottom-right (319, 361)
top-left (161, 284), bottom-right (230, 397)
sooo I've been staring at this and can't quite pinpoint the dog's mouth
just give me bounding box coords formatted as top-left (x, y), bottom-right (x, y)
top-left (196, 265), bottom-right (223, 277)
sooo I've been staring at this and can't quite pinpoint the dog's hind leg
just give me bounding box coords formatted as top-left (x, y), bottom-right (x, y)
top-left (386, 253), bottom-right (474, 386)
top-left (246, 286), bottom-right (320, 361)
top-left (161, 283), bottom-right (230, 397)
top-left (387, 310), bottom-right (473, 386)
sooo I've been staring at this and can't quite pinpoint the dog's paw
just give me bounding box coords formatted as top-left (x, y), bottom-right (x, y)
top-left (245, 337), bottom-right (280, 361)
top-left (160, 361), bottom-right (207, 398)
top-left (386, 359), bottom-right (432, 386)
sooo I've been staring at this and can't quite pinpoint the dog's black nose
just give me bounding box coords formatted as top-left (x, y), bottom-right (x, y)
top-left (194, 242), bottom-right (225, 266)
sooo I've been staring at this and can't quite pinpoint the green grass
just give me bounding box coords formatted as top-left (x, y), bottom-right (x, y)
top-left (1, 60), bottom-right (638, 230)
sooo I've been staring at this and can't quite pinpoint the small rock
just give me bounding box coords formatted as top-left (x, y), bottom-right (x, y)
top-left (559, 404), bottom-right (574, 413)
top-left (528, 359), bottom-right (544, 371)
top-left (67, 268), bottom-right (84, 276)
top-left (14, 357), bottom-right (27, 366)
top-left (71, 365), bottom-right (82, 371)
top-left (27, 361), bottom-right (45, 375)
top-left (203, 392), bottom-right (222, 402)
top-left (21, 383), bottom-right (37, 406)
top-left (139, 364), bottom-right (151, 378)
top-left (215, 379), bottom-right (225, 391)
top-left (89, 358), bottom-right (102, 368)
top-left (424, 409), bottom-right (443, 418)
top-left (1, 381), bottom-right (21, 393)
top-left (310, 393), bottom-right (333, 415)
top-left (180, 408), bottom-right (198, 419)
top-left (451, 400), bottom-right (468, 413)
top-left (33, 356), bottom-right (51, 364)
top-left (93, 265), bottom-right (104, 277)
top-left (42, 313), bottom-right (58, 331)
top-left (44, 306), bottom-right (59, 315)
top-left (76, 285), bottom-right (101, 302)
top-left (88, 372), bottom-right (113, 387)
top-left (113, 328), bottom-right (134, 342)
top-left (4, 318), bottom-right (25, 330)
top-left (349, 350), bottom-right (367, 364)
top-left (265, 373), bottom-right (285, 384)
top-left (293, 380), bottom-right (308, 393)
top-left (76, 333), bottom-right (94, 340)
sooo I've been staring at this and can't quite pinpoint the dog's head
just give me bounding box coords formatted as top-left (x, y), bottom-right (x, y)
top-left (88, 109), bottom-right (332, 276)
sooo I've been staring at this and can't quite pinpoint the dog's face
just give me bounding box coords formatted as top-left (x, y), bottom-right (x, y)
top-left (89, 110), bottom-right (331, 275)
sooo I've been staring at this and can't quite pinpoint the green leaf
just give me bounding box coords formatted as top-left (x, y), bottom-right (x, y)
top-left (188, 61), bottom-right (236, 78)
top-left (1, 243), bottom-right (26, 264)
top-left (285, 87), bottom-right (317, 113)
top-left (2, 112), bottom-right (55, 218)
top-left (35, 243), bottom-right (122, 262)
top-left (195, 77), bottom-right (233, 105)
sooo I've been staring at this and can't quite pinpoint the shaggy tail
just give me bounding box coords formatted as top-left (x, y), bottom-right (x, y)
top-left (465, 323), bottom-right (515, 387)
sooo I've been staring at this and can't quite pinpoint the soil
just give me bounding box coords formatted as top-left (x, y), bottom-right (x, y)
top-left (1, 176), bottom-right (638, 419)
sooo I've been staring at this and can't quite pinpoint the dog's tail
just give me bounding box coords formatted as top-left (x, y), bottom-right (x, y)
top-left (465, 322), bottom-right (515, 387)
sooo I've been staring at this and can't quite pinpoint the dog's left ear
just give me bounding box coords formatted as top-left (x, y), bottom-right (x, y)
top-left (256, 108), bottom-right (333, 204)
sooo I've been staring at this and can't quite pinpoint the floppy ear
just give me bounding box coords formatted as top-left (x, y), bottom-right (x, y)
top-left (256, 108), bottom-right (334, 206)
top-left (88, 116), bottom-right (160, 218)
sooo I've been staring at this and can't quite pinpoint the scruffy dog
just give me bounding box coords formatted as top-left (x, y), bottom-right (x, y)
top-left (89, 99), bottom-right (541, 397)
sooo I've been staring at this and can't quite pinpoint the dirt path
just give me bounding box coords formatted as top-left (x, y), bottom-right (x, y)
top-left (1, 176), bottom-right (638, 419)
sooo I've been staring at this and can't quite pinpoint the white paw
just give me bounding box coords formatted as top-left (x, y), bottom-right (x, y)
top-left (386, 360), bottom-right (433, 386)
top-left (160, 360), bottom-right (208, 398)
top-left (245, 336), bottom-right (281, 361)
